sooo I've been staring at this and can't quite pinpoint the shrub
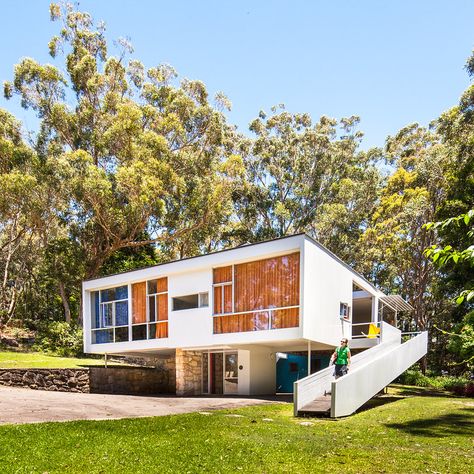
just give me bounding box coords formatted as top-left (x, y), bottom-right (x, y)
top-left (397, 369), bottom-right (473, 396)
top-left (34, 321), bottom-right (83, 357)
top-left (465, 383), bottom-right (474, 397)
top-left (397, 369), bottom-right (431, 387)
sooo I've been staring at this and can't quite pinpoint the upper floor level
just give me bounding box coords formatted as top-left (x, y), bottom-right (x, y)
top-left (82, 234), bottom-right (386, 354)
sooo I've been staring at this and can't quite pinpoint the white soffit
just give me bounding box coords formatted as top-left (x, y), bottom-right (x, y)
top-left (380, 295), bottom-right (413, 312)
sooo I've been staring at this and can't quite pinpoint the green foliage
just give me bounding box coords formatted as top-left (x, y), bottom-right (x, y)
top-left (398, 369), bottom-right (470, 393)
top-left (359, 124), bottom-right (450, 333)
top-left (235, 107), bottom-right (380, 264)
top-left (34, 321), bottom-right (83, 357)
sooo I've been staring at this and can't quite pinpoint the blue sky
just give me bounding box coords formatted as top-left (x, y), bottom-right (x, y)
top-left (1, 0), bottom-right (473, 149)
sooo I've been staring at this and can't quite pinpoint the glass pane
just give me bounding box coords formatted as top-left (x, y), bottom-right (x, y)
top-left (132, 282), bottom-right (147, 324)
top-left (149, 296), bottom-right (156, 322)
top-left (224, 285), bottom-right (232, 313)
top-left (157, 294), bottom-right (168, 321)
top-left (213, 286), bottom-right (223, 314)
top-left (147, 279), bottom-right (157, 295)
top-left (172, 294), bottom-right (199, 311)
top-left (157, 277), bottom-right (168, 293)
top-left (224, 353), bottom-right (238, 394)
top-left (132, 324), bottom-right (147, 341)
top-left (115, 285), bottom-right (128, 300)
top-left (115, 326), bottom-right (129, 342)
top-left (213, 266), bottom-right (232, 284)
top-left (115, 301), bottom-right (128, 326)
top-left (91, 291), bottom-right (100, 329)
top-left (199, 292), bottom-right (209, 308)
top-left (101, 303), bottom-right (113, 327)
top-left (92, 329), bottom-right (113, 344)
top-left (101, 287), bottom-right (115, 303)
top-left (148, 322), bottom-right (168, 339)
top-left (148, 323), bottom-right (157, 339)
top-left (271, 308), bottom-right (299, 329)
top-left (234, 253), bottom-right (300, 312)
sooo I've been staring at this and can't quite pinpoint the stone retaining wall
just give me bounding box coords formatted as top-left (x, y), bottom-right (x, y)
top-left (89, 367), bottom-right (172, 395)
top-left (0, 368), bottom-right (90, 392)
top-left (0, 366), bottom-right (173, 395)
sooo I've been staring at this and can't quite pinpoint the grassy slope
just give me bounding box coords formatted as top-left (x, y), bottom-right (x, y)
top-left (0, 350), bottom-right (114, 368)
top-left (0, 387), bottom-right (472, 473)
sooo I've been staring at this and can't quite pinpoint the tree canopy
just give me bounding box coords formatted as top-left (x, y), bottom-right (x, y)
top-left (0, 3), bottom-right (473, 373)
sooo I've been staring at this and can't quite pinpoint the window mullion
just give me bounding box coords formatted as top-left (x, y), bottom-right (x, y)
top-left (232, 265), bottom-right (235, 314)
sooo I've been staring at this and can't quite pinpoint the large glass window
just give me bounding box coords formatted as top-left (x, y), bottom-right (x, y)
top-left (91, 286), bottom-right (129, 344)
top-left (212, 253), bottom-right (300, 334)
top-left (131, 277), bottom-right (168, 340)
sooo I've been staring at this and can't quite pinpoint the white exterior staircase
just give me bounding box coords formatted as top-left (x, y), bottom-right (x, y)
top-left (294, 322), bottom-right (428, 418)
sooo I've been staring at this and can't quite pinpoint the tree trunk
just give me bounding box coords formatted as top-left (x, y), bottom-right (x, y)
top-left (77, 294), bottom-right (83, 326)
top-left (420, 355), bottom-right (428, 375)
top-left (58, 281), bottom-right (71, 323)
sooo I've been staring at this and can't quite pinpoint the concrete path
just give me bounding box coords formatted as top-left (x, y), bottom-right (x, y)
top-left (0, 386), bottom-right (288, 425)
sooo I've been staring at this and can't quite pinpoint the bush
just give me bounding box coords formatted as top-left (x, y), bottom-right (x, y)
top-left (34, 321), bottom-right (83, 357)
top-left (465, 383), bottom-right (474, 397)
top-left (397, 369), bottom-right (472, 396)
top-left (397, 369), bottom-right (432, 387)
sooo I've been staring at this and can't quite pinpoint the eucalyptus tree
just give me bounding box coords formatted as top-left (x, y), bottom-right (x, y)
top-left (359, 124), bottom-right (450, 334)
top-left (234, 106), bottom-right (380, 264)
top-left (4, 3), bottom-right (238, 322)
top-left (0, 109), bottom-right (53, 326)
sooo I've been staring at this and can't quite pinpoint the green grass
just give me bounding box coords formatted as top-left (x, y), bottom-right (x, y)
top-left (0, 350), bottom-right (116, 368)
top-left (0, 387), bottom-right (472, 473)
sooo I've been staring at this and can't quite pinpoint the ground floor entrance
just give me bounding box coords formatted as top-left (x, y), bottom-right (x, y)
top-left (202, 351), bottom-right (238, 395)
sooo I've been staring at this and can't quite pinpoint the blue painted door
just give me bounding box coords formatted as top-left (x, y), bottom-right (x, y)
top-left (276, 354), bottom-right (308, 393)
top-left (276, 354), bottom-right (331, 393)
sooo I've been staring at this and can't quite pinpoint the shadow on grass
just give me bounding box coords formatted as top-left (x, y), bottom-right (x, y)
top-left (384, 408), bottom-right (474, 438)
top-left (391, 384), bottom-right (456, 398)
top-left (356, 395), bottom-right (405, 413)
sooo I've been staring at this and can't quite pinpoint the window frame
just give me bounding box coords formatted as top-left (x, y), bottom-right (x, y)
top-left (91, 285), bottom-right (129, 344)
top-left (171, 292), bottom-right (210, 312)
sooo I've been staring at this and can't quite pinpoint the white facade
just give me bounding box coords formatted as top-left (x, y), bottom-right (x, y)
top-left (82, 234), bottom-right (385, 395)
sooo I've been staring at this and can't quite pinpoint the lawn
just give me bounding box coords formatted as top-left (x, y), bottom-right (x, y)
top-left (0, 350), bottom-right (117, 369)
top-left (0, 387), bottom-right (472, 473)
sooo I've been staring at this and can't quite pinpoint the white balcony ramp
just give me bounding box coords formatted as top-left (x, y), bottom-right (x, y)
top-left (294, 323), bottom-right (428, 418)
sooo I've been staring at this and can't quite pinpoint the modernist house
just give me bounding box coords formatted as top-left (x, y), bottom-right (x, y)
top-left (82, 233), bottom-right (427, 416)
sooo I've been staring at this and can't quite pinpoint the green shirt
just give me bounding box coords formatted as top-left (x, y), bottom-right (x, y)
top-left (335, 346), bottom-right (350, 365)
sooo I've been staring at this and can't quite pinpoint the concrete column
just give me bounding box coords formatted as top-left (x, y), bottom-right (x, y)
top-left (175, 349), bottom-right (203, 396)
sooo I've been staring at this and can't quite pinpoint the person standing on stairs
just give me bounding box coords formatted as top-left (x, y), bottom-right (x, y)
top-left (331, 338), bottom-right (351, 379)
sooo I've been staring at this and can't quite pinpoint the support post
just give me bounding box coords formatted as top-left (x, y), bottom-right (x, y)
top-left (104, 352), bottom-right (108, 369)
top-left (307, 340), bottom-right (311, 376)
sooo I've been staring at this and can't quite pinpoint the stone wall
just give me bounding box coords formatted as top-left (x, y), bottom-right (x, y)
top-left (0, 366), bottom-right (174, 395)
top-left (89, 367), bottom-right (172, 395)
top-left (175, 349), bottom-right (202, 396)
top-left (0, 368), bottom-right (90, 392)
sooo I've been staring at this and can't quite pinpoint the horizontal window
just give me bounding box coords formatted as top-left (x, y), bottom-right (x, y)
top-left (172, 292), bottom-right (209, 311)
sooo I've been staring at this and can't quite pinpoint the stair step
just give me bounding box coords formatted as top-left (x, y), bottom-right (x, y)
top-left (298, 396), bottom-right (331, 416)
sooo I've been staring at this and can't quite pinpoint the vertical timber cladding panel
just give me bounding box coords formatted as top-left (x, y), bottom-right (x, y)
top-left (132, 282), bottom-right (146, 324)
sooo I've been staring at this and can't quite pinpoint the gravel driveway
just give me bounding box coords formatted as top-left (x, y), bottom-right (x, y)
top-left (0, 386), bottom-right (286, 425)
